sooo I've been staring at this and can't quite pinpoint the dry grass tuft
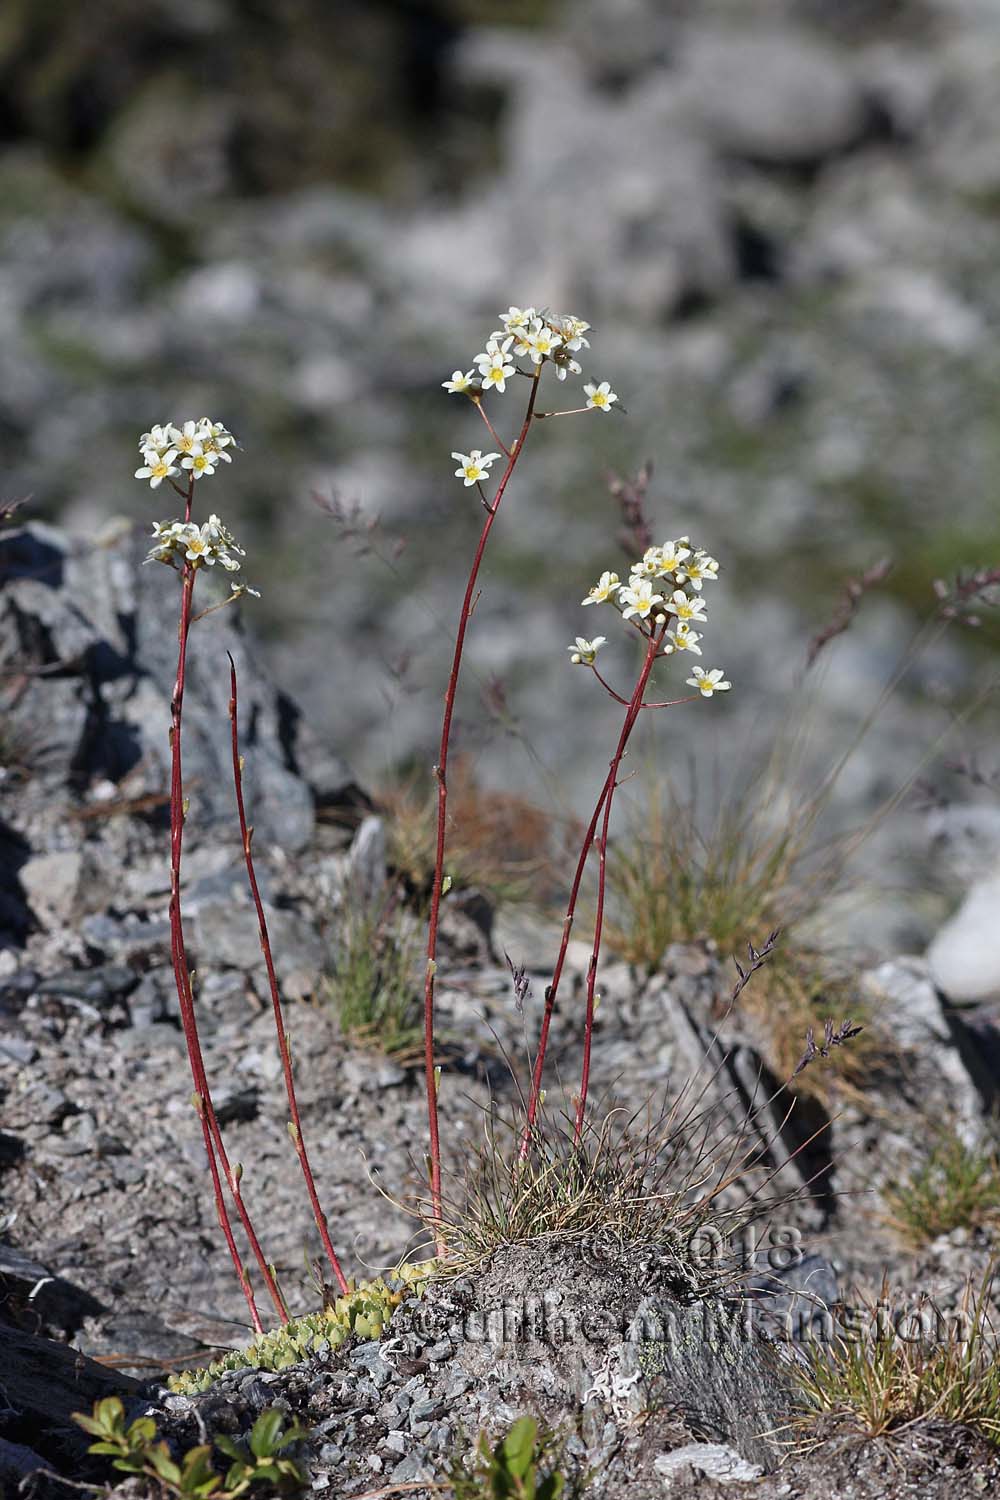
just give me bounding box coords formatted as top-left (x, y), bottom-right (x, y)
top-left (882, 1127), bottom-right (1000, 1247)
top-left (377, 756), bottom-right (559, 906)
top-left (791, 1268), bottom-right (1000, 1446)
top-left (433, 1080), bottom-right (811, 1293)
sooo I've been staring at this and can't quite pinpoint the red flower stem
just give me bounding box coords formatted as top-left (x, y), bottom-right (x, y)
top-left (227, 655), bottom-right (350, 1297)
top-left (589, 666), bottom-right (631, 706)
top-left (423, 369), bottom-right (542, 1241)
top-left (642, 692), bottom-right (699, 710)
top-left (574, 625), bottom-right (666, 1143)
top-left (167, 481), bottom-right (286, 1328)
top-left (520, 624), bottom-right (666, 1157)
top-left (473, 398), bottom-right (512, 456)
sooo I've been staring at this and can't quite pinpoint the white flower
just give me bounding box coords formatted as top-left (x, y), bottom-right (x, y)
top-left (442, 369), bottom-right (478, 395)
top-left (522, 319), bottom-right (562, 364)
top-left (197, 418), bottom-right (235, 460)
top-left (452, 449), bottom-right (501, 486)
top-left (135, 448), bottom-right (179, 489)
top-left (145, 520), bottom-right (198, 565)
top-left (568, 635), bottom-right (606, 665)
top-left (584, 381), bottom-right (618, 413)
top-left (620, 579), bottom-right (663, 620)
top-left (556, 314), bottom-right (591, 351)
top-left (232, 582), bottom-right (261, 599)
top-left (138, 424), bottom-right (173, 455)
top-left (581, 571), bottom-right (620, 606)
top-left (687, 667), bottom-right (731, 697)
top-left (632, 547), bottom-right (664, 579)
top-left (656, 540), bottom-right (691, 576)
top-left (476, 337), bottom-right (516, 393)
top-left (181, 450), bottom-right (221, 480)
top-left (668, 589), bottom-right (707, 624)
top-left (498, 305), bottom-right (536, 332)
top-left (678, 550), bottom-right (720, 590)
top-left (168, 421), bottom-right (204, 457)
top-left (185, 532), bottom-right (214, 563)
top-left (666, 623), bottom-right (702, 655)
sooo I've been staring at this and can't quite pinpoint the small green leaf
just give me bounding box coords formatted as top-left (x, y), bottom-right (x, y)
top-left (249, 1409), bottom-right (284, 1458)
top-left (148, 1443), bottom-right (183, 1485)
top-left (214, 1435), bottom-right (246, 1464)
top-left (502, 1417), bottom-right (538, 1479)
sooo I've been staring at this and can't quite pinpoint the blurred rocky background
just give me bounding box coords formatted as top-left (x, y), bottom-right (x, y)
top-left (2, 0), bottom-right (999, 958)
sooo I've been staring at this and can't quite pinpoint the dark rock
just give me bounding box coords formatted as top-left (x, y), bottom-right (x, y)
top-left (0, 1319), bottom-right (142, 1479)
top-left (0, 1243), bottom-right (105, 1340)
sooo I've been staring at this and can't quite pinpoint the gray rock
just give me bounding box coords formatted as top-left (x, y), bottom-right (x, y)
top-left (19, 851), bottom-right (83, 927)
top-left (348, 815), bottom-right (387, 909)
top-left (1, 522), bottom-right (317, 854)
top-left (681, 27), bottom-right (869, 166)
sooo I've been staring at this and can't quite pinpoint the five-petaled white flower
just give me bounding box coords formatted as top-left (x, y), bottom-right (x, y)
top-left (657, 540), bottom-right (691, 576)
top-left (168, 421), bottom-right (204, 456)
top-left (584, 381), bottom-right (618, 413)
top-left (442, 369), bottom-right (478, 395)
top-left (668, 589), bottom-right (707, 624)
top-left (633, 547), bottom-right (664, 579)
top-left (476, 337), bottom-right (516, 393)
top-left (198, 419), bottom-right (235, 460)
top-left (557, 315), bottom-right (591, 351)
top-left (182, 450), bottom-right (220, 480)
top-left (135, 448), bottom-right (179, 489)
top-left (138, 424), bottom-right (173, 455)
top-left (666, 623), bottom-right (702, 655)
top-left (452, 449), bottom-right (501, 486)
top-left (687, 667), bottom-right (731, 697)
top-left (568, 635), bottom-right (606, 665)
top-left (581, 571), bottom-right (620, 606)
top-left (620, 580), bottom-right (663, 620)
top-left (678, 550), bottom-right (719, 590)
top-left (521, 319), bottom-right (562, 364)
top-left (498, 306), bottom-right (536, 333)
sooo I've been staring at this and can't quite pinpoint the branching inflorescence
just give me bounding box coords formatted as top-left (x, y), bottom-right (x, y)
top-left (137, 418), bottom-right (341, 1330)
top-left (427, 306), bottom-right (731, 1227)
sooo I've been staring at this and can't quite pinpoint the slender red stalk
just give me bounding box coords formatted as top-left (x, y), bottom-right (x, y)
top-left (473, 398), bottom-right (512, 457)
top-left (167, 483), bottom-right (286, 1328)
top-left (227, 655), bottom-right (350, 1296)
top-left (423, 369), bottom-right (542, 1238)
top-left (574, 625), bottom-right (665, 1142)
top-left (521, 623), bottom-right (667, 1157)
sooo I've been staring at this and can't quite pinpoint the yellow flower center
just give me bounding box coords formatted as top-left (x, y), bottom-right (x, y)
top-left (152, 462), bottom-right (168, 478)
top-left (464, 466), bottom-right (480, 481)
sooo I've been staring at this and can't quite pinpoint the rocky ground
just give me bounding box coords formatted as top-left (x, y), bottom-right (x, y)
top-left (1, 521), bottom-right (999, 1497)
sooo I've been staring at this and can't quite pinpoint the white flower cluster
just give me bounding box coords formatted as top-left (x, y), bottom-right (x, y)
top-left (145, 514), bottom-right (250, 575)
top-left (574, 539), bottom-right (731, 698)
top-left (443, 305), bottom-right (617, 416)
top-left (135, 419), bottom-right (236, 489)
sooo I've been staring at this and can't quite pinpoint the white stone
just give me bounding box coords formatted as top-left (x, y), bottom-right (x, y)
top-left (928, 874), bottom-right (1000, 1002)
top-left (19, 851), bottom-right (83, 926)
top-left (655, 1443), bottom-right (763, 1487)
